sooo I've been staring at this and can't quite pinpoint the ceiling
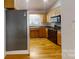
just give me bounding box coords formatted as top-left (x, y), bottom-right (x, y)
top-left (15, 0), bottom-right (58, 13)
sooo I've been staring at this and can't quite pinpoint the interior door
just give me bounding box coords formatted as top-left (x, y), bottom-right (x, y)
top-left (6, 10), bottom-right (27, 51)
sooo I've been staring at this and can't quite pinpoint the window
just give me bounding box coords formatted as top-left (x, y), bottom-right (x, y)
top-left (29, 14), bottom-right (42, 26)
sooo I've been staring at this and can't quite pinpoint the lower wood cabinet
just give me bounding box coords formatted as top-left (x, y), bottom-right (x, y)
top-left (30, 29), bottom-right (39, 38)
top-left (30, 27), bottom-right (47, 38)
top-left (57, 31), bottom-right (61, 45)
top-left (39, 27), bottom-right (47, 38)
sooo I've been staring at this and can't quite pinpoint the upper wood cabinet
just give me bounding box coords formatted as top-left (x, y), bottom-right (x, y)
top-left (4, 0), bottom-right (14, 8)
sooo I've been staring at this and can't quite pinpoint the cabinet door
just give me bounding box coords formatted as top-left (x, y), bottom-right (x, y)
top-left (57, 31), bottom-right (61, 45)
top-left (6, 10), bottom-right (27, 51)
top-left (4, 0), bottom-right (14, 8)
top-left (38, 27), bottom-right (46, 38)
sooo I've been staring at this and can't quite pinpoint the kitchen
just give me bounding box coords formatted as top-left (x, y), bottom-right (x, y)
top-left (29, 0), bottom-right (62, 59)
top-left (29, 4), bottom-right (61, 46)
top-left (5, 0), bottom-right (62, 59)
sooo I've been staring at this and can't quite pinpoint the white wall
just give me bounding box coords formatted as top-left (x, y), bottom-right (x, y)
top-left (14, 0), bottom-right (27, 10)
top-left (61, 0), bottom-right (75, 59)
top-left (52, 0), bottom-right (61, 9)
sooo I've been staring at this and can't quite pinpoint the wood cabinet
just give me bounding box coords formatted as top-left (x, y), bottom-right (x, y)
top-left (57, 31), bottom-right (61, 45)
top-left (39, 27), bottom-right (47, 38)
top-left (30, 29), bottom-right (39, 38)
top-left (4, 0), bottom-right (14, 8)
top-left (30, 27), bottom-right (47, 38)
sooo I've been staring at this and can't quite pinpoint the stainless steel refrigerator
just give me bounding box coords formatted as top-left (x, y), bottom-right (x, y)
top-left (6, 10), bottom-right (28, 51)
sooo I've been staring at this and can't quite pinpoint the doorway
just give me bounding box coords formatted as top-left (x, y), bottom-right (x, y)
top-left (28, 0), bottom-right (62, 59)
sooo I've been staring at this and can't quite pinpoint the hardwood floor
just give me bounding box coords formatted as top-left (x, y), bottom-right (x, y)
top-left (5, 54), bottom-right (30, 59)
top-left (30, 38), bottom-right (62, 59)
top-left (5, 38), bottom-right (62, 59)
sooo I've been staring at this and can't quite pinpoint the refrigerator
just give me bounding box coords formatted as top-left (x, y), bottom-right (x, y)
top-left (6, 10), bottom-right (28, 51)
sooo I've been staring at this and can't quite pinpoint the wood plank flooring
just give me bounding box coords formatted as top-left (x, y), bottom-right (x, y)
top-left (5, 54), bottom-right (30, 59)
top-left (5, 38), bottom-right (62, 59)
top-left (30, 38), bottom-right (62, 59)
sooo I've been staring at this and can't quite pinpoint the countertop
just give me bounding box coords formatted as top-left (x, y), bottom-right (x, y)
top-left (30, 25), bottom-right (61, 32)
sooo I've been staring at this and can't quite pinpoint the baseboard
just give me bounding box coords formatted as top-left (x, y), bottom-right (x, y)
top-left (6, 50), bottom-right (29, 55)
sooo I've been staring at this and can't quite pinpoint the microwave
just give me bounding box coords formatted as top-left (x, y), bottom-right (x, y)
top-left (50, 15), bottom-right (61, 23)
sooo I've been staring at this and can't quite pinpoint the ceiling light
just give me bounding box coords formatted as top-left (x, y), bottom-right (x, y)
top-left (44, 0), bottom-right (48, 2)
top-left (26, 0), bottom-right (29, 2)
